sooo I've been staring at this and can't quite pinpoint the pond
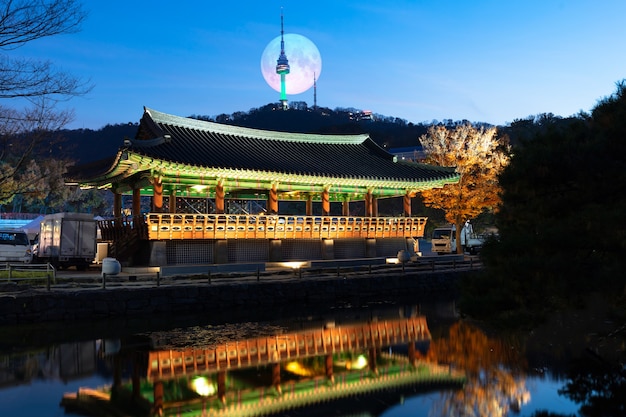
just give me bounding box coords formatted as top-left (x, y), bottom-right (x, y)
top-left (0, 296), bottom-right (617, 416)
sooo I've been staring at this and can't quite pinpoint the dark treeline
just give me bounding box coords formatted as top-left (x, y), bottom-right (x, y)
top-left (57, 123), bottom-right (139, 164)
top-left (59, 102), bottom-right (488, 164)
top-left (191, 102), bottom-right (433, 150)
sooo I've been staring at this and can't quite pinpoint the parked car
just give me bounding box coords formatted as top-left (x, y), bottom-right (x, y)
top-left (0, 229), bottom-right (33, 263)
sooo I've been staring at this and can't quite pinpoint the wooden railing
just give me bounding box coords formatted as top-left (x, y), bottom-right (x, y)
top-left (147, 316), bottom-right (430, 381)
top-left (98, 216), bottom-right (148, 260)
top-left (144, 214), bottom-right (427, 240)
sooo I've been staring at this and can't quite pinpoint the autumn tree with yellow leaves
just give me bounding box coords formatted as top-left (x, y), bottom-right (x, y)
top-left (419, 124), bottom-right (510, 253)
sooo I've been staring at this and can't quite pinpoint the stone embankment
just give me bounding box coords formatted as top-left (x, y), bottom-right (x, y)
top-left (0, 266), bottom-right (477, 326)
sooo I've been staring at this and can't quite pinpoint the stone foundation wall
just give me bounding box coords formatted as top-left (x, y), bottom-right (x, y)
top-left (0, 270), bottom-right (472, 326)
top-left (156, 237), bottom-right (412, 265)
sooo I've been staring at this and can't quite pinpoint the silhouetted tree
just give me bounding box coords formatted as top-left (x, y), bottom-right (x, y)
top-left (462, 81), bottom-right (626, 324)
top-left (559, 354), bottom-right (626, 417)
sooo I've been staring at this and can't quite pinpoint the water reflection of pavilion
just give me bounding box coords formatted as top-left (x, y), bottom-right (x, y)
top-left (62, 316), bottom-right (465, 416)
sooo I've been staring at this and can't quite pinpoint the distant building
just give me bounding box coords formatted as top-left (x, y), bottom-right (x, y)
top-left (348, 110), bottom-right (374, 122)
top-left (388, 146), bottom-right (426, 162)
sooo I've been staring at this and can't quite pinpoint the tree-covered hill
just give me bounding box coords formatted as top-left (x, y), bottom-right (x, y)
top-left (57, 102), bottom-right (465, 164)
top-left (56, 100), bottom-right (565, 168)
top-left (56, 123), bottom-right (139, 164)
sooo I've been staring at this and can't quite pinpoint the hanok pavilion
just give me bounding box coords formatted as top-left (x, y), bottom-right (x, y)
top-left (65, 107), bottom-right (459, 266)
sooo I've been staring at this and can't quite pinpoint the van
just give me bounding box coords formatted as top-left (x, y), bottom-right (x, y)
top-left (0, 230), bottom-right (33, 263)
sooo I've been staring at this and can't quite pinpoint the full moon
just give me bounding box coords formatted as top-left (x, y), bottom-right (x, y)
top-left (260, 33), bottom-right (322, 95)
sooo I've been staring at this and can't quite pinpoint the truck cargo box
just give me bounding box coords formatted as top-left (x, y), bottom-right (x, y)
top-left (38, 213), bottom-right (97, 270)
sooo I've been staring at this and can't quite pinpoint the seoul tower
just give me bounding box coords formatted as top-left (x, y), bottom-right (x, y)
top-left (276, 9), bottom-right (290, 110)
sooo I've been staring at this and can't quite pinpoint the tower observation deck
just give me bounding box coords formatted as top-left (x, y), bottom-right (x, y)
top-left (276, 10), bottom-right (290, 110)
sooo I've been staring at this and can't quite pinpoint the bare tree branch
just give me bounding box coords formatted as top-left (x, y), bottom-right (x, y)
top-left (0, 0), bottom-right (86, 49)
top-left (0, 1), bottom-right (91, 100)
top-left (0, 1), bottom-right (88, 206)
top-left (0, 56), bottom-right (89, 99)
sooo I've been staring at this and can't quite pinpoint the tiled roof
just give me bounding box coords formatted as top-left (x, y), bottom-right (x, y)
top-left (125, 107), bottom-right (457, 183)
top-left (65, 155), bottom-right (119, 182)
top-left (65, 107), bottom-right (459, 193)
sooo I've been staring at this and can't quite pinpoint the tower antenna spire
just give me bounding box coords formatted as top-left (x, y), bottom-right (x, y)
top-left (276, 7), bottom-right (290, 110)
top-left (313, 72), bottom-right (317, 110)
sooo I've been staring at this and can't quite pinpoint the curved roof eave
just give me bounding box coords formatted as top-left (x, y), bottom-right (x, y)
top-left (65, 150), bottom-right (145, 189)
top-left (144, 107), bottom-right (371, 145)
top-left (126, 152), bottom-right (460, 190)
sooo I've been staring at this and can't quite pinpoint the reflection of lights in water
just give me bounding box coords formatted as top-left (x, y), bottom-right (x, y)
top-left (190, 377), bottom-right (216, 396)
top-left (336, 355), bottom-right (368, 370)
top-left (285, 361), bottom-right (315, 376)
top-left (351, 355), bottom-right (368, 370)
top-left (509, 390), bottom-right (531, 412)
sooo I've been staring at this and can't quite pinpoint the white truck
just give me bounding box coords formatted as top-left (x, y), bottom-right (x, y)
top-left (431, 224), bottom-right (485, 255)
top-left (34, 213), bottom-right (97, 270)
top-left (0, 229), bottom-right (33, 263)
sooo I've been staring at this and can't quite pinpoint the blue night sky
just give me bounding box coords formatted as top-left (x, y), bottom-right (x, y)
top-left (14, 0), bottom-right (626, 129)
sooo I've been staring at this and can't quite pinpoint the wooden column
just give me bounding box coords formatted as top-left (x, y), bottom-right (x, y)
top-left (217, 370), bottom-right (226, 403)
top-left (132, 188), bottom-right (141, 217)
top-left (322, 188), bottom-right (330, 216)
top-left (342, 196), bottom-right (350, 216)
top-left (305, 194), bottom-right (313, 216)
top-left (365, 191), bottom-right (373, 217)
top-left (368, 347), bottom-right (378, 375)
top-left (268, 184), bottom-right (278, 214)
top-left (325, 354), bottom-right (334, 383)
top-left (153, 380), bottom-right (164, 415)
top-left (408, 341), bottom-right (417, 366)
top-left (169, 188), bottom-right (177, 213)
top-left (215, 181), bottom-right (225, 214)
top-left (113, 192), bottom-right (122, 218)
top-left (152, 177), bottom-right (163, 212)
top-left (403, 192), bottom-right (412, 217)
top-left (272, 363), bottom-right (282, 393)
